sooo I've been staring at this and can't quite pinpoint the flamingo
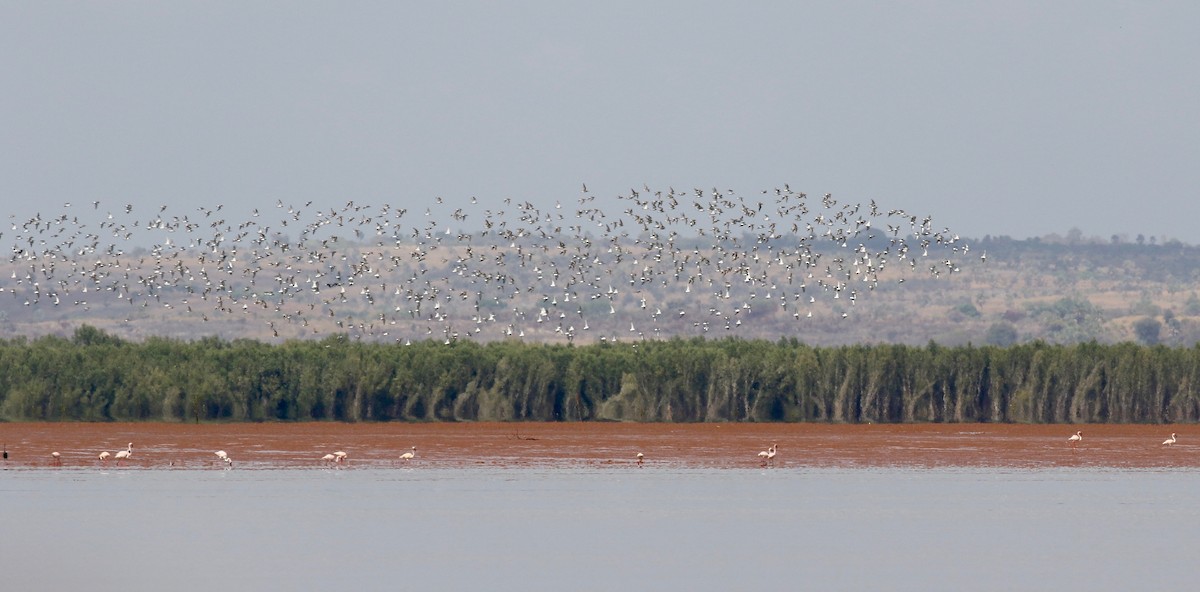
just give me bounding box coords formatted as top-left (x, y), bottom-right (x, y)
top-left (51, 451), bottom-right (62, 466)
top-left (214, 450), bottom-right (228, 461)
top-left (766, 443), bottom-right (778, 466)
top-left (399, 446), bottom-right (416, 461)
top-left (333, 451), bottom-right (348, 465)
top-left (114, 443), bottom-right (133, 466)
top-left (1067, 431), bottom-right (1082, 450)
top-left (636, 452), bottom-right (644, 466)
top-left (321, 453), bottom-right (337, 467)
top-left (758, 443), bottom-right (777, 466)
top-left (1162, 433), bottom-right (1177, 446)
top-left (98, 451), bottom-right (111, 463)
top-left (222, 456), bottom-right (233, 469)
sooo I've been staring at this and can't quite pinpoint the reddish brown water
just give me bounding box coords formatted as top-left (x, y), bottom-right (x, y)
top-left (1, 422), bottom-right (1192, 470)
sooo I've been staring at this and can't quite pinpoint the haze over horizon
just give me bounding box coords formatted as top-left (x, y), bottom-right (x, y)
top-left (4, 2), bottom-right (1198, 244)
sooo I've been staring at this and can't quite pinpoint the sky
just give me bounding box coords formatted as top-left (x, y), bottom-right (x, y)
top-left (3, 1), bottom-right (1198, 244)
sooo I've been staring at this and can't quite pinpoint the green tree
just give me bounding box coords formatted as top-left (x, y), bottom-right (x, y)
top-left (984, 322), bottom-right (1019, 346)
top-left (1134, 317), bottom-right (1162, 345)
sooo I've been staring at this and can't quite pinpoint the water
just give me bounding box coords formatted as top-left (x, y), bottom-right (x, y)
top-left (2, 466), bottom-right (1195, 591)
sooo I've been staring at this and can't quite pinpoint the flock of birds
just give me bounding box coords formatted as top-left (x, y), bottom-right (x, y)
top-left (89, 443), bottom-right (401, 469)
top-left (3, 186), bottom-right (973, 343)
top-left (1065, 430), bottom-right (1178, 450)
top-left (55, 444), bottom-right (418, 469)
top-left (3, 431), bottom-right (1182, 469)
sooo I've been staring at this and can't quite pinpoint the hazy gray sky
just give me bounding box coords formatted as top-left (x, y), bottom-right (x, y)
top-left (3, 2), bottom-right (1198, 243)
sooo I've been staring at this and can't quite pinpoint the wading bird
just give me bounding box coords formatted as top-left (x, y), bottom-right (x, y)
top-left (758, 443), bottom-right (777, 466)
top-left (51, 451), bottom-right (61, 466)
top-left (399, 446), bottom-right (416, 461)
top-left (114, 443), bottom-right (133, 466)
top-left (1162, 433), bottom-right (1177, 447)
top-left (1067, 431), bottom-right (1082, 450)
top-left (98, 450), bottom-right (111, 463)
top-left (636, 452), bottom-right (644, 466)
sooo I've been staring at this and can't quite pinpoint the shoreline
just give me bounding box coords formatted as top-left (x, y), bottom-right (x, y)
top-left (2, 422), bottom-right (1194, 470)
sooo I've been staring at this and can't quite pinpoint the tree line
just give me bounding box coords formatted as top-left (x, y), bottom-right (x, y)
top-left (1, 325), bottom-right (1199, 424)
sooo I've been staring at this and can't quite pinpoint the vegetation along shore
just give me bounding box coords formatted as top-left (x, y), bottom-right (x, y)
top-left (1, 326), bottom-right (1198, 424)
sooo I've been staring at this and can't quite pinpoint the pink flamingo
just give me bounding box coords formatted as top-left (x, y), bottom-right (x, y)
top-left (758, 443), bottom-right (777, 467)
top-left (114, 443), bottom-right (133, 466)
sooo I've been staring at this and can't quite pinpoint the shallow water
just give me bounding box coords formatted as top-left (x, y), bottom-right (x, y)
top-left (3, 466), bottom-right (1196, 591)
top-left (2, 422), bottom-right (1196, 470)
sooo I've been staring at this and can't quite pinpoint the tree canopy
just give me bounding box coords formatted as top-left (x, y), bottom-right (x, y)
top-left (2, 326), bottom-right (1199, 424)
